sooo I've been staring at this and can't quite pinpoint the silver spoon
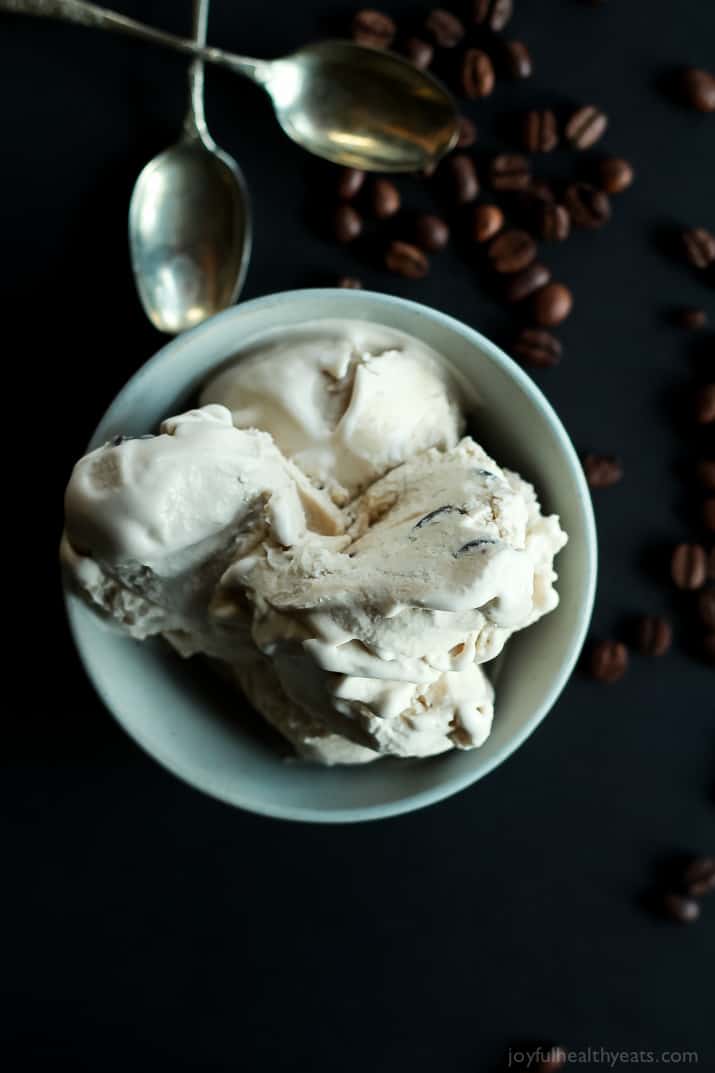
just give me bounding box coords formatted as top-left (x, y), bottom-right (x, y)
top-left (128, 0), bottom-right (250, 333)
top-left (3, 0), bottom-right (459, 171)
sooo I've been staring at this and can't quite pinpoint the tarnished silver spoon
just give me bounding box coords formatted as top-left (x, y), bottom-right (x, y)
top-left (2, 0), bottom-right (459, 171)
top-left (128, 0), bottom-right (250, 333)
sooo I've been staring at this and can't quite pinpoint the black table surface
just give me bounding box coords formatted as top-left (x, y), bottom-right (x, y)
top-left (3, 1), bottom-right (713, 1070)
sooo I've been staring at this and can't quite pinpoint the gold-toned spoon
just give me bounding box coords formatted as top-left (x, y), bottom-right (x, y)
top-left (128, 0), bottom-right (251, 333)
top-left (3, 0), bottom-right (459, 171)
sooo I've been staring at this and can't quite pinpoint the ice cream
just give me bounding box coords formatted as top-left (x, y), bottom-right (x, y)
top-left (62, 321), bottom-right (567, 764)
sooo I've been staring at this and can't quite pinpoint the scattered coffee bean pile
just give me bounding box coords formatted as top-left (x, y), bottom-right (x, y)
top-left (322, 2), bottom-right (637, 368)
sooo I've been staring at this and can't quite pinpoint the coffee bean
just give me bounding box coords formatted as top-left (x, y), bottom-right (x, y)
top-left (534, 202), bottom-right (571, 241)
top-left (462, 48), bottom-right (495, 98)
top-left (704, 498), bottom-right (715, 533)
top-left (352, 9), bottom-right (396, 48)
top-left (472, 203), bottom-right (504, 243)
top-left (488, 228), bottom-right (536, 273)
top-left (403, 36), bottom-right (433, 69)
top-left (334, 204), bottom-right (363, 243)
top-left (695, 384), bottom-right (715, 424)
top-left (682, 227), bottom-right (715, 269)
top-left (589, 640), bottom-right (628, 682)
top-left (698, 588), bottom-right (715, 630)
top-left (683, 856), bottom-right (715, 897)
top-left (697, 460), bottom-right (715, 490)
top-left (445, 153), bottom-right (479, 203)
top-left (635, 615), bottom-right (672, 656)
top-left (597, 157), bottom-right (634, 194)
top-left (671, 542), bottom-right (707, 590)
top-left (504, 40), bottom-right (532, 78)
top-left (565, 182), bottom-right (611, 229)
top-left (662, 893), bottom-right (701, 924)
top-left (535, 1048), bottom-right (568, 1073)
top-left (472, 0), bottom-right (513, 31)
top-left (675, 307), bottom-right (707, 330)
top-left (703, 629), bottom-right (715, 661)
top-left (565, 104), bottom-right (608, 149)
top-left (425, 8), bottom-right (465, 47)
top-left (385, 240), bottom-right (429, 278)
top-left (490, 153), bottom-right (531, 190)
top-left (414, 213), bottom-right (450, 252)
top-left (529, 180), bottom-right (555, 203)
top-left (582, 453), bottom-right (623, 488)
top-left (512, 328), bottom-right (562, 368)
top-left (455, 115), bottom-right (477, 148)
top-left (337, 167), bottom-right (365, 199)
top-left (682, 67), bottom-right (715, 112)
top-left (337, 276), bottom-right (363, 289)
top-left (522, 109), bottom-right (558, 152)
top-left (532, 283), bottom-right (573, 326)
top-left (505, 262), bottom-right (551, 303)
top-left (371, 178), bottom-right (401, 218)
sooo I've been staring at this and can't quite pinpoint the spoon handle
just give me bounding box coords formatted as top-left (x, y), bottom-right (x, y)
top-left (1, 0), bottom-right (271, 83)
top-left (184, 0), bottom-right (209, 142)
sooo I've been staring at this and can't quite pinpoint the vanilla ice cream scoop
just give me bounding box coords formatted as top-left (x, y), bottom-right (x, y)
top-left (201, 320), bottom-right (465, 502)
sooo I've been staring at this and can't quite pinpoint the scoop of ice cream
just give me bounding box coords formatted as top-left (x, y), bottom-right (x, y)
top-left (200, 321), bottom-right (464, 503)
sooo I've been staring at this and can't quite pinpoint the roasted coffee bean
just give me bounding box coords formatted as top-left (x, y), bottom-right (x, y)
top-left (597, 157), bottom-right (634, 194)
top-left (535, 201), bottom-right (571, 241)
top-left (425, 8), bottom-right (464, 47)
top-left (371, 178), bottom-right (401, 218)
top-left (385, 240), bottom-right (429, 278)
top-left (565, 182), bottom-right (611, 229)
top-left (337, 276), bottom-right (363, 289)
top-left (522, 109), bottom-right (558, 152)
top-left (445, 153), bottom-right (479, 203)
top-left (505, 262), bottom-right (551, 302)
top-left (472, 203), bottom-right (504, 242)
top-left (472, 0), bottom-right (513, 31)
top-left (490, 153), bottom-right (531, 190)
top-left (414, 213), bottom-right (450, 252)
top-left (487, 228), bottom-right (536, 273)
top-left (675, 307), bottom-right (707, 330)
top-left (589, 640), bottom-right (628, 683)
top-left (635, 615), bottom-right (672, 656)
top-left (684, 856), bottom-right (715, 896)
top-left (698, 588), bottom-right (715, 630)
top-left (705, 498), bottom-right (715, 533)
top-left (565, 104), bottom-right (608, 149)
top-left (461, 49), bottom-right (495, 98)
top-left (695, 383), bottom-right (715, 424)
top-left (455, 115), bottom-right (477, 148)
top-left (529, 180), bottom-right (555, 203)
top-left (582, 453), bottom-right (623, 488)
top-left (334, 204), bottom-right (363, 242)
top-left (535, 1048), bottom-right (568, 1073)
top-left (671, 542), bottom-right (707, 590)
top-left (682, 67), bottom-right (715, 113)
top-left (697, 460), bottom-right (715, 490)
top-left (504, 39), bottom-right (532, 79)
top-left (403, 36), bottom-right (433, 69)
top-left (682, 227), bottom-right (715, 269)
top-left (533, 283), bottom-right (573, 326)
top-left (512, 328), bottom-right (562, 368)
top-left (662, 893), bottom-right (701, 924)
top-left (337, 167), bottom-right (365, 199)
top-left (351, 9), bottom-right (396, 48)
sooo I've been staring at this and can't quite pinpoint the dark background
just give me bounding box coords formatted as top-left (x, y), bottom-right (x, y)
top-left (3, 1), bottom-right (713, 1069)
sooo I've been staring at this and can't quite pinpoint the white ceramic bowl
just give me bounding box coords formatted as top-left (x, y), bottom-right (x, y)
top-left (64, 289), bottom-right (597, 822)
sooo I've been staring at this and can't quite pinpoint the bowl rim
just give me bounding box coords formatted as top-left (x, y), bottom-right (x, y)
top-left (64, 288), bottom-right (597, 823)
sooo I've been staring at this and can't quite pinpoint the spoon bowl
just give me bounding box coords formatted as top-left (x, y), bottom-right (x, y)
top-left (129, 142), bottom-right (250, 334)
top-left (265, 41), bottom-right (459, 171)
